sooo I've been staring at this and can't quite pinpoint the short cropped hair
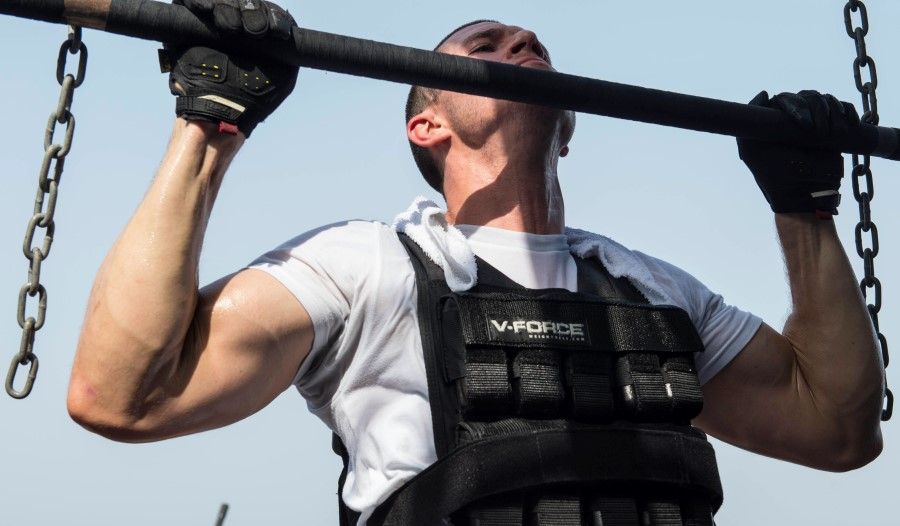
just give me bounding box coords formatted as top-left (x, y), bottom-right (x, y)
top-left (406, 20), bottom-right (499, 194)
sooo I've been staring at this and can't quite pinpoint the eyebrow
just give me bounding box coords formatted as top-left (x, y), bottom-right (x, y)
top-left (462, 27), bottom-right (505, 45)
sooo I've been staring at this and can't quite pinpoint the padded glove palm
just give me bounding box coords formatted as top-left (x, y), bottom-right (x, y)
top-left (737, 90), bottom-right (859, 216)
top-left (162, 0), bottom-right (299, 137)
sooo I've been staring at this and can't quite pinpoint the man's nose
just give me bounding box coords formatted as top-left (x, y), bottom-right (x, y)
top-left (508, 30), bottom-right (540, 56)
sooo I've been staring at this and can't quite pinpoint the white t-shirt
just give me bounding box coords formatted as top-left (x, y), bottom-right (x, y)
top-left (248, 220), bottom-right (762, 524)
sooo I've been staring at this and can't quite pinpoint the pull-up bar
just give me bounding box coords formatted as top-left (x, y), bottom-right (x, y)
top-left (4, 0), bottom-right (900, 160)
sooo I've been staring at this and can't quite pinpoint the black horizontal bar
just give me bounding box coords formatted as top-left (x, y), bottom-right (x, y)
top-left (3, 0), bottom-right (900, 160)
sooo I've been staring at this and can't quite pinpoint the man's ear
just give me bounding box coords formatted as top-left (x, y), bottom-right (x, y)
top-left (407, 108), bottom-right (452, 148)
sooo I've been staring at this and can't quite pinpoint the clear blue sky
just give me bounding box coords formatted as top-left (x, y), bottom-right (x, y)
top-left (2, 1), bottom-right (898, 524)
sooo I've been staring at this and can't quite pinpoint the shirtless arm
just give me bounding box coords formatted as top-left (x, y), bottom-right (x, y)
top-left (67, 120), bottom-right (313, 442)
top-left (694, 213), bottom-right (884, 471)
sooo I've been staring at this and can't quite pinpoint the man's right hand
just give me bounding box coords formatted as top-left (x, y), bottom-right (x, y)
top-left (163, 0), bottom-right (300, 137)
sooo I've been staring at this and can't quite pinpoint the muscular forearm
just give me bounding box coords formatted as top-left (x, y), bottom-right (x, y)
top-left (68, 119), bottom-right (244, 429)
top-left (777, 213), bottom-right (884, 435)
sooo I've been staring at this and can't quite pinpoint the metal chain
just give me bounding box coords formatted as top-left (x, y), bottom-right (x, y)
top-left (215, 503), bottom-right (230, 526)
top-left (843, 0), bottom-right (892, 421)
top-left (5, 26), bottom-right (87, 399)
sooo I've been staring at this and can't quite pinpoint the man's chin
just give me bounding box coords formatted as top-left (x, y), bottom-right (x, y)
top-left (502, 101), bottom-right (574, 136)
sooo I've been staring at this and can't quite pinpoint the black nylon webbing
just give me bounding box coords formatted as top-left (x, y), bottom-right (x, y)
top-left (367, 423), bottom-right (723, 526)
top-left (565, 352), bottom-right (615, 421)
top-left (464, 349), bottom-right (513, 417)
top-left (663, 357), bottom-right (704, 418)
top-left (681, 499), bottom-right (715, 526)
top-left (398, 234), bottom-right (460, 457)
top-left (455, 495), bottom-right (524, 526)
top-left (574, 256), bottom-right (648, 304)
top-left (531, 494), bottom-right (582, 525)
top-left (590, 496), bottom-right (640, 526)
top-left (644, 499), bottom-right (683, 526)
top-left (512, 350), bottom-right (566, 416)
top-left (448, 294), bottom-right (704, 354)
top-left (617, 354), bottom-right (670, 418)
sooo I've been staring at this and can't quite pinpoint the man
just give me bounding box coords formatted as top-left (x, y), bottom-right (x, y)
top-left (66, 1), bottom-right (884, 524)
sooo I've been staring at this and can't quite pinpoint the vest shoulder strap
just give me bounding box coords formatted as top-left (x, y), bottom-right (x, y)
top-left (397, 233), bottom-right (461, 456)
top-left (574, 254), bottom-right (649, 303)
top-left (332, 234), bottom-right (453, 525)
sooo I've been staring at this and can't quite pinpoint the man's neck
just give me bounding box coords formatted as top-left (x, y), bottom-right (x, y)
top-left (443, 147), bottom-right (565, 235)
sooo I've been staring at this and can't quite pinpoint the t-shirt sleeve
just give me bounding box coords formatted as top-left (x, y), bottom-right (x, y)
top-left (245, 221), bottom-right (369, 388)
top-left (635, 252), bottom-right (763, 385)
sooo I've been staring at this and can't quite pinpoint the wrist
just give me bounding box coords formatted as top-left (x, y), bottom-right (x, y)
top-left (165, 118), bottom-right (244, 185)
top-left (775, 213), bottom-right (839, 242)
top-left (175, 117), bottom-right (246, 146)
top-left (774, 211), bottom-right (835, 223)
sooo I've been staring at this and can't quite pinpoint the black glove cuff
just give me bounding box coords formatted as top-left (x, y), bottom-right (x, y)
top-left (766, 186), bottom-right (841, 215)
top-left (175, 95), bottom-right (259, 136)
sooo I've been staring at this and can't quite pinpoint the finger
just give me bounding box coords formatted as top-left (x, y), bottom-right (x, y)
top-left (842, 101), bottom-right (860, 127)
top-left (240, 0), bottom-right (270, 36)
top-left (211, 0), bottom-right (243, 33)
top-left (803, 92), bottom-right (832, 138)
top-left (797, 89), bottom-right (822, 99)
top-left (181, 0), bottom-right (217, 13)
top-left (824, 94), bottom-right (849, 136)
top-left (267, 3), bottom-right (296, 40)
top-left (748, 90), bottom-right (770, 107)
top-left (772, 92), bottom-right (813, 132)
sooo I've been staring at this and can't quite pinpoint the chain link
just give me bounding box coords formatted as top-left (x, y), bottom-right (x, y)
top-left (5, 26), bottom-right (87, 399)
top-left (843, 0), bottom-right (892, 421)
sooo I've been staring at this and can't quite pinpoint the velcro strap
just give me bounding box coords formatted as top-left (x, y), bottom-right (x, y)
top-left (512, 350), bottom-right (565, 416)
top-left (681, 498), bottom-right (714, 526)
top-left (565, 352), bottom-right (615, 421)
top-left (531, 494), bottom-right (581, 525)
top-left (464, 349), bottom-right (513, 417)
top-left (663, 357), bottom-right (704, 419)
top-left (644, 499), bottom-right (683, 526)
top-left (459, 346), bottom-right (700, 422)
top-left (589, 496), bottom-right (640, 526)
top-left (368, 422), bottom-right (723, 525)
top-left (454, 494), bottom-right (524, 526)
top-left (176, 95), bottom-right (244, 124)
top-left (445, 293), bottom-right (703, 353)
top-left (617, 354), bottom-right (670, 419)
top-left (615, 354), bottom-right (705, 421)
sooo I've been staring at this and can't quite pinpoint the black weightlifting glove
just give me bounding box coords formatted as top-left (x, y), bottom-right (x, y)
top-left (737, 90), bottom-right (859, 216)
top-left (161, 0), bottom-right (299, 137)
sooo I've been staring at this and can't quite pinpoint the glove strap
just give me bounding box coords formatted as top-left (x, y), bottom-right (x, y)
top-left (176, 95), bottom-right (245, 123)
top-left (175, 95), bottom-right (253, 136)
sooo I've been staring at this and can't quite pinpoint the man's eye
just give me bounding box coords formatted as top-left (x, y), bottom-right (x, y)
top-left (472, 44), bottom-right (494, 53)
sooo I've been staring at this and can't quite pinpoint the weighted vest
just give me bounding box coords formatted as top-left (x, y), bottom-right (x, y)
top-left (334, 233), bottom-right (723, 526)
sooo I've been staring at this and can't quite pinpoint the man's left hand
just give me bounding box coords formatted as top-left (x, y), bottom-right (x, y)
top-left (737, 90), bottom-right (859, 217)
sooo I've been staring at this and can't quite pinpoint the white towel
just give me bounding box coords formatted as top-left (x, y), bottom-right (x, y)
top-left (392, 197), bottom-right (673, 305)
top-left (391, 196), bottom-right (477, 292)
